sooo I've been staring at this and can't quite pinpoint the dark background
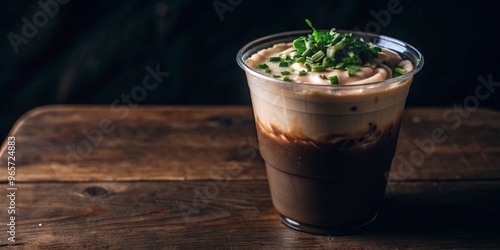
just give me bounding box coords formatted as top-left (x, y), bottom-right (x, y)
top-left (1, 0), bottom-right (499, 140)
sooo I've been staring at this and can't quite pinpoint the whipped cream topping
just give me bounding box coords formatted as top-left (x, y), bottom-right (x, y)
top-left (243, 39), bottom-right (415, 141)
top-left (246, 43), bottom-right (413, 85)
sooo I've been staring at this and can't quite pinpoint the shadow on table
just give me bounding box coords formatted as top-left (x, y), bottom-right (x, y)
top-left (364, 186), bottom-right (500, 237)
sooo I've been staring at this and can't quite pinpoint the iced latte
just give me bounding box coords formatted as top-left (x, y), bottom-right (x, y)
top-left (237, 21), bottom-right (423, 235)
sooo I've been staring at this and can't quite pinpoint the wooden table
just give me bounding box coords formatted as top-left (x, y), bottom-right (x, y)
top-left (1, 105), bottom-right (499, 249)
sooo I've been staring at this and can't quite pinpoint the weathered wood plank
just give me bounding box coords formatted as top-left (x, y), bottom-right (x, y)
top-left (4, 180), bottom-right (500, 249)
top-left (0, 105), bottom-right (265, 182)
top-left (393, 107), bottom-right (500, 181)
top-left (0, 106), bottom-right (499, 182)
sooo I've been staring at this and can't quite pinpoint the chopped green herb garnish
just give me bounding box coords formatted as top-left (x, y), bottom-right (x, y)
top-left (329, 75), bottom-right (339, 84)
top-left (311, 65), bottom-right (325, 72)
top-left (416, 58), bottom-right (421, 66)
top-left (278, 62), bottom-right (289, 67)
top-left (311, 50), bottom-right (325, 62)
top-left (257, 63), bottom-right (268, 69)
top-left (290, 19), bottom-right (383, 75)
top-left (371, 46), bottom-right (382, 53)
top-left (290, 50), bottom-right (300, 58)
top-left (293, 38), bottom-right (307, 52)
top-left (269, 57), bottom-right (281, 62)
top-left (304, 62), bottom-right (312, 71)
top-left (393, 67), bottom-right (406, 77)
top-left (322, 57), bottom-right (332, 67)
top-left (345, 65), bottom-right (360, 77)
top-left (295, 57), bottom-right (306, 63)
top-left (256, 19), bottom-right (412, 81)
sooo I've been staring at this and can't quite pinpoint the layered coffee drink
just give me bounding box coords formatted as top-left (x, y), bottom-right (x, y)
top-left (237, 21), bottom-right (423, 235)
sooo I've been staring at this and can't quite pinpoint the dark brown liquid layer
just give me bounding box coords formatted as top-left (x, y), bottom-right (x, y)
top-left (256, 116), bottom-right (402, 227)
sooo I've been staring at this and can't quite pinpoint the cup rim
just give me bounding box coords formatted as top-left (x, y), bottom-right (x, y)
top-left (236, 30), bottom-right (424, 90)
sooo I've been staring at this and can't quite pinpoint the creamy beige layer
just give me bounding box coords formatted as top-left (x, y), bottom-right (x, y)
top-left (246, 43), bottom-right (413, 85)
top-left (248, 79), bottom-right (410, 139)
top-left (245, 42), bottom-right (414, 140)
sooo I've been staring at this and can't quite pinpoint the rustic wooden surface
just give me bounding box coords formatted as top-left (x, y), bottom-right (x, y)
top-left (1, 105), bottom-right (499, 249)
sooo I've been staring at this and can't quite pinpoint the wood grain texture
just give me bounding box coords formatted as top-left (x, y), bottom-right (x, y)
top-left (5, 180), bottom-right (500, 249)
top-left (1, 105), bottom-right (499, 182)
top-left (1, 105), bottom-right (264, 182)
top-left (0, 105), bottom-right (499, 249)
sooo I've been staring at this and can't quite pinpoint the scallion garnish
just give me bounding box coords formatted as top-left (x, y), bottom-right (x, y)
top-left (329, 75), bottom-right (339, 84)
top-left (289, 19), bottom-right (385, 75)
top-left (293, 37), bottom-right (307, 52)
top-left (290, 50), bottom-right (300, 58)
top-left (278, 62), bottom-right (289, 67)
top-left (311, 50), bottom-right (325, 62)
top-left (311, 65), bottom-right (325, 72)
top-left (393, 67), bottom-right (406, 77)
top-left (269, 57), bottom-right (281, 62)
top-left (345, 65), bottom-right (360, 77)
top-left (334, 62), bottom-right (344, 69)
top-left (295, 57), bottom-right (306, 63)
top-left (257, 19), bottom-right (409, 81)
top-left (257, 63), bottom-right (268, 69)
top-left (322, 57), bottom-right (332, 67)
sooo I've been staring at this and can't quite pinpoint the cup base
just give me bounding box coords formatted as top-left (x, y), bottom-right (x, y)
top-left (278, 213), bottom-right (377, 236)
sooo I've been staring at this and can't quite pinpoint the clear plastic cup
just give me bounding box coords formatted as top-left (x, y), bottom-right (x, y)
top-left (237, 30), bottom-right (423, 235)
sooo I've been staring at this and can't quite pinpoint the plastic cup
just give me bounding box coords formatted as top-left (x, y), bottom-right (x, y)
top-left (237, 30), bottom-right (424, 235)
